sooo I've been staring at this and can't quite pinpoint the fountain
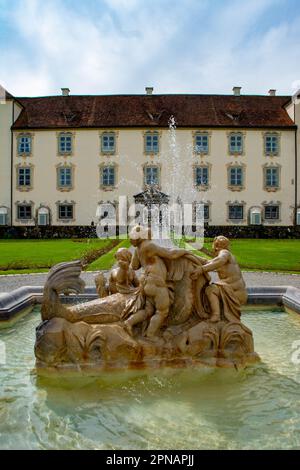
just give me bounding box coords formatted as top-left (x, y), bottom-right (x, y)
top-left (34, 228), bottom-right (259, 371)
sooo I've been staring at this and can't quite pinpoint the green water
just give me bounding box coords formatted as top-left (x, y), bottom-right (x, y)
top-left (1, 307), bottom-right (300, 450)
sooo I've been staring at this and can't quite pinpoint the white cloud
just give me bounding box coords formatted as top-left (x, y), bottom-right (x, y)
top-left (0, 0), bottom-right (300, 96)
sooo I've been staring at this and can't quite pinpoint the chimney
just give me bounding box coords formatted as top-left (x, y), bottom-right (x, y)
top-left (232, 86), bottom-right (242, 96)
top-left (61, 88), bottom-right (70, 97)
top-left (268, 89), bottom-right (276, 96)
top-left (145, 87), bottom-right (154, 96)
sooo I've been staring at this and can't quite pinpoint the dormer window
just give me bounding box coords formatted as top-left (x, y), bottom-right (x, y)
top-left (145, 131), bottom-right (159, 154)
top-left (18, 134), bottom-right (32, 156)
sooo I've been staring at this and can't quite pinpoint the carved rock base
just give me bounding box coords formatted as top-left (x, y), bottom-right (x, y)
top-left (35, 317), bottom-right (260, 372)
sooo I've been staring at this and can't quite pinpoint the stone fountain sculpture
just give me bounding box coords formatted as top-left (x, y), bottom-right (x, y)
top-left (35, 227), bottom-right (259, 371)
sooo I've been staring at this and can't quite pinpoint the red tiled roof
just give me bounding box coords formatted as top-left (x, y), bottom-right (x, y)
top-left (12, 94), bottom-right (295, 129)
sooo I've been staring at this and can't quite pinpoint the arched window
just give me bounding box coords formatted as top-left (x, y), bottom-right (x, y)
top-left (249, 207), bottom-right (262, 225)
top-left (38, 207), bottom-right (50, 226)
top-left (0, 207), bottom-right (8, 226)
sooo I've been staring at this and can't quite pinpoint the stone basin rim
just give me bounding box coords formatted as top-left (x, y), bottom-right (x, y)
top-left (0, 285), bottom-right (299, 326)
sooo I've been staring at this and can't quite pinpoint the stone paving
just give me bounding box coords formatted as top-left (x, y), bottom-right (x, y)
top-left (0, 270), bottom-right (298, 293)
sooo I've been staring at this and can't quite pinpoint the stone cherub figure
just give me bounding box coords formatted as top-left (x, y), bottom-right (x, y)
top-left (124, 225), bottom-right (203, 338)
top-left (94, 247), bottom-right (139, 297)
top-left (191, 236), bottom-right (247, 322)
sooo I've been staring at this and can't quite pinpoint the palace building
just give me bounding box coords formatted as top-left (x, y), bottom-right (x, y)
top-left (0, 86), bottom-right (300, 231)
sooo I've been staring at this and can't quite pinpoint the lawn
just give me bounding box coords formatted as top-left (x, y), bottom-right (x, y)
top-left (0, 239), bottom-right (113, 274)
top-left (200, 238), bottom-right (300, 273)
top-left (87, 239), bottom-right (131, 271)
top-left (0, 238), bottom-right (299, 275)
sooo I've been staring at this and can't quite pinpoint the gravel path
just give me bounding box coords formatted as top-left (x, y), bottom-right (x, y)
top-left (0, 270), bottom-right (299, 293)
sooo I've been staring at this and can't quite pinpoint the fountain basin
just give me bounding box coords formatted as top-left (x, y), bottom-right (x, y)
top-left (0, 306), bottom-right (300, 449)
top-left (1, 285), bottom-right (300, 328)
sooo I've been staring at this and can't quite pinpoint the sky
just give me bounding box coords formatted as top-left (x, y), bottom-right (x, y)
top-left (0, 0), bottom-right (300, 97)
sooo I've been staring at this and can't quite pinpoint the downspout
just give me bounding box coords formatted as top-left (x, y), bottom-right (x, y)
top-left (10, 101), bottom-right (15, 227)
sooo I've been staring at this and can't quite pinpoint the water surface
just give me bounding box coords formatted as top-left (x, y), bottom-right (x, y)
top-left (0, 308), bottom-right (300, 450)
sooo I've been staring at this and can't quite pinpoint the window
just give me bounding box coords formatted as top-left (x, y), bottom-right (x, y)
top-left (265, 167), bottom-right (279, 189)
top-left (297, 209), bottom-right (300, 225)
top-left (145, 132), bottom-right (159, 153)
top-left (265, 133), bottom-right (279, 156)
top-left (229, 133), bottom-right (243, 154)
top-left (264, 205), bottom-right (279, 220)
top-left (250, 209), bottom-right (262, 225)
top-left (101, 166), bottom-right (115, 187)
top-left (228, 205), bottom-right (244, 220)
top-left (18, 167), bottom-right (31, 187)
top-left (18, 135), bottom-right (31, 155)
top-left (195, 203), bottom-right (210, 222)
top-left (58, 167), bottom-right (72, 188)
top-left (17, 205), bottom-right (32, 220)
top-left (101, 132), bottom-right (115, 153)
top-left (229, 167), bottom-right (243, 186)
top-left (59, 204), bottom-right (73, 219)
top-left (145, 166), bottom-right (159, 186)
top-left (58, 133), bottom-right (73, 154)
top-left (38, 208), bottom-right (49, 226)
top-left (195, 166), bottom-right (209, 186)
top-left (195, 133), bottom-right (209, 154)
top-left (0, 208), bottom-right (8, 226)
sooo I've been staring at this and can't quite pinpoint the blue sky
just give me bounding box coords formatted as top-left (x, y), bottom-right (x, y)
top-left (0, 0), bottom-right (300, 96)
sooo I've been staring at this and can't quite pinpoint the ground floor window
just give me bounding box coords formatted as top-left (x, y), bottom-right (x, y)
top-left (58, 204), bottom-right (73, 220)
top-left (17, 205), bottom-right (32, 220)
top-left (228, 205), bottom-right (244, 220)
top-left (0, 208), bottom-right (8, 225)
top-left (264, 205), bottom-right (279, 220)
top-left (195, 203), bottom-right (210, 222)
top-left (38, 208), bottom-right (50, 226)
top-left (249, 208), bottom-right (262, 225)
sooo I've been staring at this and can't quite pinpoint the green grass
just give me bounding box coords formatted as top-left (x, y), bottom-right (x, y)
top-left (0, 239), bottom-right (112, 274)
top-left (0, 238), bottom-right (299, 275)
top-left (198, 238), bottom-right (300, 273)
top-left (87, 239), bottom-right (131, 271)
